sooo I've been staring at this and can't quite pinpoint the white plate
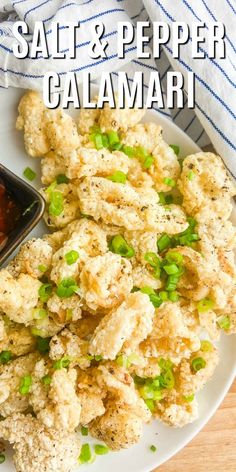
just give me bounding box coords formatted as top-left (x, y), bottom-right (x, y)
top-left (0, 86), bottom-right (235, 472)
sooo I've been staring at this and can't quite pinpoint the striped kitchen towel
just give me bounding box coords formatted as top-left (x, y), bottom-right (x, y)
top-left (0, 0), bottom-right (235, 176)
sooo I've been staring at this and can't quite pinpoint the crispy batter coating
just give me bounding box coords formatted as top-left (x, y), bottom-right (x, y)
top-left (89, 292), bottom-right (155, 359)
top-left (0, 413), bottom-right (81, 472)
top-left (99, 104), bottom-right (145, 132)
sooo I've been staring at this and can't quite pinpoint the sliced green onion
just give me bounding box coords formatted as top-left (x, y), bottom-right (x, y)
top-left (121, 145), bottom-right (135, 157)
top-left (79, 444), bottom-right (94, 464)
top-left (217, 315), bottom-right (230, 330)
top-left (150, 445), bottom-right (157, 453)
top-left (42, 375), bottom-right (52, 386)
top-left (168, 291), bottom-right (179, 302)
top-left (38, 283), bottom-right (52, 302)
top-left (197, 298), bottom-right (214, 313)
top-left (45, 181), bottom-right (57, 195)
top-left (107, 130), bottom-right (120, 147)
top-left (107, 170), bottom-right (127, 184)
top-left (0, 454), bottom-right (5, 464)
top-left (144, 252), bottom-right (160, 268)
top-left (158, 192), bottom-right (166, 205)
top-left (109, 235), bottom-right (135, 258)
top-left (188, 171), bottom-right (195, 181)
top-left (140, 287), bottom-right (162, 308)
top-left (56, 278), bottom-right (79, 298)
top-left (165, 252), bottom-right (183, 265)
top-left (145, 399), bottom-right (155, 412)
top-left (94, 134), bottom-right (104, 150)
top-left (163, 263), bottom-right (179, 275)
top-left (139, 385), bottom-right (163, 401)
top-left (163, 177), bottom-right (176, 187)
top-left (159, 291), bottom-right (168, 301)
top-left (183, 393), bottom-right (195, 402)
top-left (35, 337), bottom-right (50, 354)
top-left (169, 144), bottom-right (180, 156)
top-left (33, 308), bottom-right (47, 320)
top-left (81, 426), bottom-right (88, 436)
top-left (23, 167), bottom-right (36, 181)
top-left (65, 250), bottom-right (79, 265)
top-left (165, 274), bottom-right (179, 291)
top-left (94, 444), bottom-right (110, 455)
top-left (0, 350), bottom-right (12, 364)
top-left (159, 370), bottom-right (175, 389)
top-left (38, 264), bottom-right (48, 273)
top-left (49, 191), bottom-right (64, 216)
top-left (165, 194), bottom-right (174, 204)
top-left (191, 357), bottom-right (206, 372)
top-left (200, 340), bottom-right (213, 352)
top-left (53, 357), bottom-right (70, 370)
top-left (158, 358), bottom-right (173, 370)
top-left (19, 375), bottom-right (32, 395)
top-left (116, 354), bottom-right (130, 369)
top-left (143, 155), bottom-right (154, 169)
top-left (157, 234), bottom-right (172, 252)
top-left (56, 174), bottom-right (69, 184)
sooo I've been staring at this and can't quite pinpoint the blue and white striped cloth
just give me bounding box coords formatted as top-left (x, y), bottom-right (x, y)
top-left (0, 0), bottom-right (235, 176)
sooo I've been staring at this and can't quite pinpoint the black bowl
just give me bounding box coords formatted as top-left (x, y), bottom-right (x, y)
top-left (0, 163), bottom-right (45, 266)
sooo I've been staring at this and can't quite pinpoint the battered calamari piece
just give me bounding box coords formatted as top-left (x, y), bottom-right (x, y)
top-left (49, 329), bottom-right (85, 361)
top-left (47, 294), bottom-right (82, 324)
top-left (90, 401), bottom-right (148, 450)
top-left (78, 107), bottom-right (101, 135)
top-left (142, 302), bottom-right (200, 364)
top-left (0, 413), bottom-right (81, 472)
top-left (32, 367), bottom-right (81, 432)
top-left (178, 152), bottom-right (236, 218)
top-left (89, 292), bottom-right (155, 359)
top-left (41, 151), bottom-right (68, 185)
top-left (177, 346), bottom-right (219, 397)
top-left (78, 176), bottom-right (188, 232)
top-left (68, 148), bottom-right (131, 180)
top-left (16, 91), bottom-right (51, 157)
top-left (42, 183), bottom-right (81, 229)
top-left (99, 103), bottom-right (145, 132)
top-left (0, 353), bottom-right (39, 417)
top-left (80, 253), bottom-right (133, 312)
top-left (123, 123), bottom-right (181, 191)
top-left (155, 397), bottom-right (199, 427)
top-left (44, 109), bottom-right (81, 158)
top-left (0, 322), bottom-right (36, 357)
top-left (0, 270), bottom-right (41, 324)
top-left (7, 238), bottom-right (53, 278)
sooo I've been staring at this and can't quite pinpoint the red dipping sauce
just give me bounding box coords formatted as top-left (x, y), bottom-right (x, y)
top-left (0, 182), bottom-right (21, 251)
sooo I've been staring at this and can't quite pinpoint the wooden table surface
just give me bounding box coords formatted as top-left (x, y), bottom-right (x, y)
top-left (155, 381), bottom-right (236, 472)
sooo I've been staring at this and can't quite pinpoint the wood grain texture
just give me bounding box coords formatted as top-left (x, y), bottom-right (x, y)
top-left (155, 381), bottom-right (236, 472)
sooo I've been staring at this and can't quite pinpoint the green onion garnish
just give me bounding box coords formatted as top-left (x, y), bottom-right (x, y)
top-left (150, 445), bottom-right (157, 453)
top-left (158, 358), bottom-right (173, 370)
top-left (81, 426), bottom-right (88, 436)
top-left (38, 283), bottom-right (52, 302)
top-left (157, 234), bottom-right (172, 252)
top-left (56, 278), bottom-right (79, 298)
top-left (107, 170), bottom-right (127, 184)
top-left (35, 337), bottom-right (50, 354)
top-left (139, 385), bottom-right (163, 401)
top-left (65, 250), bottom-right (79, 265)
top-left (197, 298), bottom-right (214, 313)
top-left (19, 375), bottom-right (32, 395)
top-left (143, 155), bottom-right (154, 169)
top-left (188, 171), bottom-right (195, 180)
top-left (56, 174), bottom-right (69, 184)
top-left (159, 369), bottom-right (175, 389)
top-left (217, 315), bottom-right (230, 330)
top-left (53, 357), bottom-right (70, 370)
top-left (140, 287), bottom-right (162, 308)
top-left (79, 444), bottom-right (94, 464)
top-left (109, 235), bottom-right (135, 258)
top-left (42, 375), bottom-right (52, 386)
top-left (116, 354), bottom-right (130, 369)
top-left (107, 130), bottom-right (120, 147)
top-left (38, 264), bottom-right (48, 273)
top-left (145, 399), bottom-right (155, 412)
top-left (183, 393), bottom-right (194, 402)
top-left (191, 357), bottom-right (206, 372)
top-left (163, 177), bottom-right (176, 187)
top-left (0, 350), bottom-right (12, 364)
top-left (121, 145), bottom-right (135, 157)
top-left (201, 340), bottom-right (213, 352)
top-left (163, 263), bottom-right (179, 275)
top-left (159, 291), bottom-right (168, 301)
top-left (169, 144), bottom-right (180, 155)
top-left (23, 167), bottom-right (36, 181)
top-left (144, 252), bottom-right (160, 268)
top-left (32, 308), bottom-right (47, 320)
top-left (94, 444), bottom-right (110, 455)
top-left (168, 290), bottom-right (179, 302)
top-left (0, 454), bottom-right (5, 464)
top-left (49, 191), bottom-right (64, 216)
top-left (165, 252), bottom-right (183, 265)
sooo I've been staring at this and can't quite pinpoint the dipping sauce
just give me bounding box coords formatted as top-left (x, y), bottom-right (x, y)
top-left (0, 181), bottom-right (21, 251)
